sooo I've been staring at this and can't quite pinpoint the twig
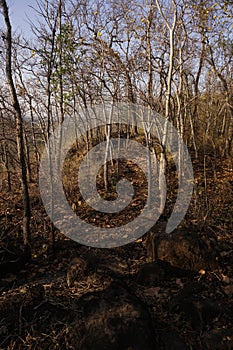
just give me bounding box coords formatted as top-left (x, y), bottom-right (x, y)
top-left (18, 304), bottom-right (23, 336)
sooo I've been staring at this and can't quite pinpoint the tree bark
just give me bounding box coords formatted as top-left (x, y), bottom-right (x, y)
top-left (0, 0), bottom-right (31, 257)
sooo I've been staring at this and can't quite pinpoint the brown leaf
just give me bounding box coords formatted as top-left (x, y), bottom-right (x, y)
top-left (222, 274), bottom-right (231, 284)
top-left (143, 287), bottom-right (160, 297)
top-left (224, 284), bottom-right (233, 295)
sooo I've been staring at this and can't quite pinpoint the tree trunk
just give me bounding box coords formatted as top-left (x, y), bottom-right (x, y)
top-left (0, 0), bottom-right (31, 257)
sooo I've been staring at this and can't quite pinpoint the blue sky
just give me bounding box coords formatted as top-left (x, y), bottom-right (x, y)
top-left (1, 0), bottom-right (37, 35)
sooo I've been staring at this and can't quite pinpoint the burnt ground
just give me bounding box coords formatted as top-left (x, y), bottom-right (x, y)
top-left (0, 152), bottom-right (233, 349)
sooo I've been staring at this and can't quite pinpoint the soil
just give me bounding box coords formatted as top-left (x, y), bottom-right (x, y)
top-left (0, 150), bottom-right (233, 350)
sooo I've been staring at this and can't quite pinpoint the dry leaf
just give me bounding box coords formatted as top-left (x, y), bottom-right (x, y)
top-left (176, 278), bottom-right (184, 287)
top-left (222, 274), bottom-right (231, 284)
top-left (143, 287), bottom-right (160, 297)
top-left (224, 284), bottom-right (233, 295)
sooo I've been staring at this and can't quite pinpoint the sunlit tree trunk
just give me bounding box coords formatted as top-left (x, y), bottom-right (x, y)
top-left (155, 0), bottom-right (177, 213)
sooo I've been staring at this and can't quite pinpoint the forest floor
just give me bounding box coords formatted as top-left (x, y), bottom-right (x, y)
top-left (0, 145), bottom-right (233, 349)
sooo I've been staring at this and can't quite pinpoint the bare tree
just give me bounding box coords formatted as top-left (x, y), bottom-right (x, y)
top-left (0, 0), bottom-right (31, 256)
top-left (155, 0), bottom-right (177, 213)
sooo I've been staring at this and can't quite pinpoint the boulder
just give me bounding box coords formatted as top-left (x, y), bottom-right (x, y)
top-left (202, 328), bottom-right (233, 350)
top-left (136, 260), bottom-right (194, 286)
top-left (72, 281), bottom-right (157, 350)
top-left (136, 261), bottom-right (165, 286)
top-left (159, 330), bottom-right (188, 350)
top-left (169, 282), bottom-right (224, 331)
top-left (155, 229), bottom-right (218, 272)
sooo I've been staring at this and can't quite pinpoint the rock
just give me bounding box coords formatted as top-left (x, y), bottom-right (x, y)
top-left (179, 298), bottom-right (223, 330)
top-left (159, 330), bottom-right (188, 350)
top-left (169, 282), bottom-right (224, 330)
top-left (136, 261), bottom-right (165, 286)
top-left (72, 281), bottom-right (157, 350)
top-left (136, 260), bottom-right (195, 286)
top-left (202, 328), bottom-right (233, 350)
top-left (145, 222), bottom-right (167, 261)
top-left (169, 281), bottom-right (205, 309)
top-left (154, 229), bottom-right (218, 272)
